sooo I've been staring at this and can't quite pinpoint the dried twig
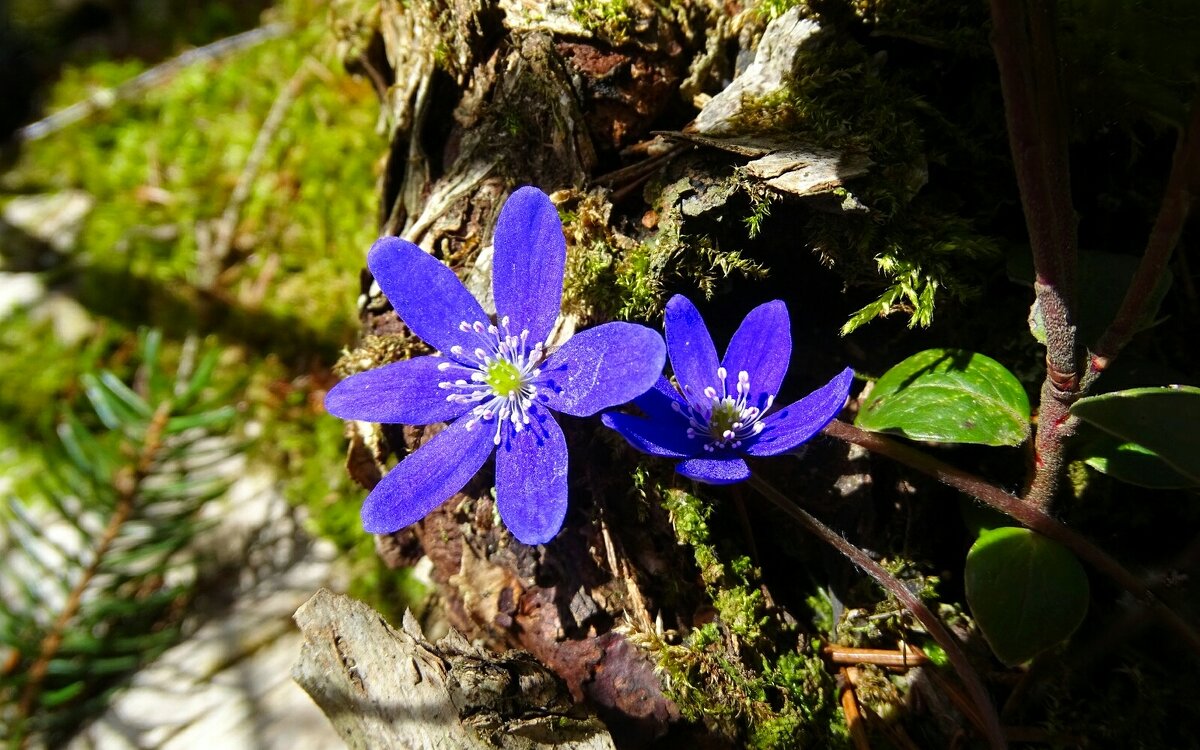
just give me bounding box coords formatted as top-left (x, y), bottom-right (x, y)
top-left (17, 24), bottom-right (290, 142)
top-left (197, 59), bottom-right (314, 288)
top-left (840, 667), bottom-right (872, 750)
top-left (747, 475), bottom-right (1006, 750)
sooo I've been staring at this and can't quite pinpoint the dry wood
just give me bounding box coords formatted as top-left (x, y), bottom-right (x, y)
top-left (292, 588), bottom-right (616, 750)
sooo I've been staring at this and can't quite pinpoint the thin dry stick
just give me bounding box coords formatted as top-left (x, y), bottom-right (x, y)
top-left (822, 419), bottom-right (1200, 657)
top-left (198, 59), bottom-right (313, 288)
top-left (824, 643), bottom-right (929, 670)
top-left (16, 403), bottom-right (172, 730)
top-left (988, 0), bottom-right (1080, 511)
top-left (839, 667), bottom-right (872, 750)
top-left (18, 24), bottom-right (290, 142)
top-left (746, 475), bottom-right (1007, 750)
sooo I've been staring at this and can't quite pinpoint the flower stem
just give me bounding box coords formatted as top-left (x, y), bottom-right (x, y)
top-left (745, 475), bottom-right (1007, 750)
top-left (988, 0), bottom-right (1080, 511)
top-left (822, 419), bottom-right (1200, 657)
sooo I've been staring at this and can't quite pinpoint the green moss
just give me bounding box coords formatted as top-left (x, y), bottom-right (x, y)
top-left (570, 0), bottom-right (636, 43)
top-left (753, 0), bottom-right (810, 22)
top-left (1, 0), bottom-right (406, 613)
top-left (561, 182), bottom-right (768, 326)
top-left (721, 4), bottom-right (1006, 333)
top-left (750, 645), bottom-right (847, 749)
top-left (10, 1), bottom-right (377, 359)
top-left (650, 488), bottom-right (845, 747)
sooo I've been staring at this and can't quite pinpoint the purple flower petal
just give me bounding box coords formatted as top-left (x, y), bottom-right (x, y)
top-left (665, 295), bottom-right (720, 400)
top-left (537, 322), bottom-right (666, 417)
top-left (677, 456), bottom-right (751, 484)
top-left (361, 416), bottom-right (496, 534)
top-left (367, 237), bottom-right (488, 362)
top-left (491, 187), bottom-right (566, 345)
top-left (720, 300), bottom-right (791, 411)
top-left (495, 409), bottom-right (568, 544)
top-left (744, 367), bottom-right (854, 456)
top-left (601, 410), bottom-right (699, 458)
top-left (633, 376), bottom-right (688, 423)
top-left (325, 356), bottom-right (471, 425)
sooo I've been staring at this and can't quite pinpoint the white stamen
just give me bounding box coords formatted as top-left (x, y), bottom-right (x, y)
top-left (442, 315), bottom-right (549, 445)
top-left (674, 367), bottom-right (774, 452)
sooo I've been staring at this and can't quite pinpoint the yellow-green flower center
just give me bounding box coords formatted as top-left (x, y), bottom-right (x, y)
top-left (440, 316), bottom-right (549, 446)
top-left (485, 359), bottom-right (524, 398)
top-left (707, 398), bottom-right (741, 439)
top-left (673, 367), bottom-right (773, 452)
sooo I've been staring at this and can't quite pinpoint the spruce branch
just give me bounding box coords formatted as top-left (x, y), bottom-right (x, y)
top-left (15, 403), bottom-right (170, 723)
top-left (0, 331), bottom-right (237, 747)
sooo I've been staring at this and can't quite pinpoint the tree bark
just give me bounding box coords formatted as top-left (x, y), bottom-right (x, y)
top-left (293, 588), bottom-right (616, 750)
top-left (323, 1), bottom-right (872, 746)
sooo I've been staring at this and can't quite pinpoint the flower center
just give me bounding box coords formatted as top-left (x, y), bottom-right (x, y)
top-left (673, 367), bottom-right (774, 452)
top-left (485, 360), bottom-right (524, 398)
top-left (437, 316), bottom-right (546, 445)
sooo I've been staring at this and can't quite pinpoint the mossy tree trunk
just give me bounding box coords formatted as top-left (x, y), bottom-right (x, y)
top-left (324, 1), bottom-right (921, 746)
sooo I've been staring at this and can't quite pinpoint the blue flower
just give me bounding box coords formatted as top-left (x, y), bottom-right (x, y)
top-left (602, 294), bottom-right (853, 484)
top-left (326, 187), bottom-right (666, 544)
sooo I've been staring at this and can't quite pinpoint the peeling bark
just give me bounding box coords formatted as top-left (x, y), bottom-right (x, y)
top-left (292, 589), bottom-right (617, 749)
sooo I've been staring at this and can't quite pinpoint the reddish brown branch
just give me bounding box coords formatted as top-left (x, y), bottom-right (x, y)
top-left (989, 0), bottom-right (1080, 510)
top-left (1087, 95), bottom-right (1200, 385)
top-left (823, 419), bottom-right (1200, 657)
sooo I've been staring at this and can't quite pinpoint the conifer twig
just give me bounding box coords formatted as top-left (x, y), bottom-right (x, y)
top-left (15, 403), bottom-right (172, 727)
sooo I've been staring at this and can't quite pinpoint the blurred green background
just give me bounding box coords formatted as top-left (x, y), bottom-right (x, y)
top-left (0, 0), bottom-right (409, 672)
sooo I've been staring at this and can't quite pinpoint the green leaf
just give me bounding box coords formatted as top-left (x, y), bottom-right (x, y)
top-left (855, 349), bottom-right (1031, 445)
top-left (965, 527), bottom-right (1089, 666)
top-left (1079, 435), bottom-right (1199, 489)
top-left (1071, 386), bottom-right (1200, 485)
